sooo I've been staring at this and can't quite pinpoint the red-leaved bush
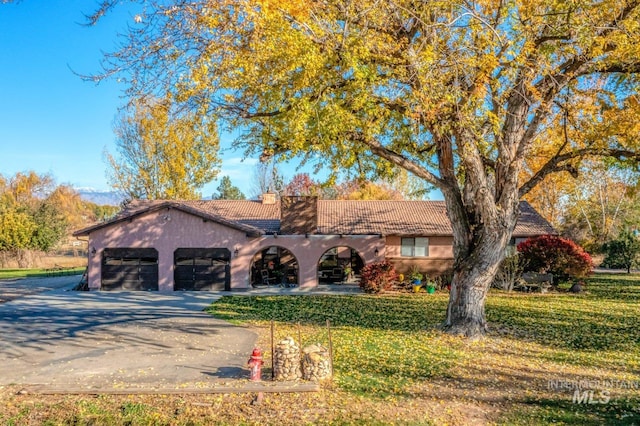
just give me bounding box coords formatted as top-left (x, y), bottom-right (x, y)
top-left (359, 260), bottom-right (398, 294)
top-left (517, 235), bottom-right (593, 280)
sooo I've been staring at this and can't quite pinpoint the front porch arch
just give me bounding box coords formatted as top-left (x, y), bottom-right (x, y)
top-left (249, 245), bottom-right (299, 287)
top-left (317, 246), bottom-right (365, 284)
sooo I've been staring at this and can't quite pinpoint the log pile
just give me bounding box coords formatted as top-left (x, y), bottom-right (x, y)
top-left (273, 337), bottom-right (302, 381)
top-left (301, 344), bottom-right (332, 381)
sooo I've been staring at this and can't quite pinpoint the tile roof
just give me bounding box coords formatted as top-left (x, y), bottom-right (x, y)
top-left (513, 201), bottom-right (557, 237)
top-left (183, 200), bottom-right (281, 234)
top-left (73, 201), bottom-right (266, 237)
top-left (74, 199), bottom-right (555, 237)
top-left (317, 200), bottom-right (452, 235)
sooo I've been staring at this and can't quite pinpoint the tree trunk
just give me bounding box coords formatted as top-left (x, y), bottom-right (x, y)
top-left (443, 212), bottom-right (516, 338)
top-left (444, 253), bottom-right (503, 337)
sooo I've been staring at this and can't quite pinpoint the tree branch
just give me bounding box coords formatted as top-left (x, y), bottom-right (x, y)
top-left (519, 148), bottom-right (640, 197)
top-left (348, 132), bottom-right (447, 191)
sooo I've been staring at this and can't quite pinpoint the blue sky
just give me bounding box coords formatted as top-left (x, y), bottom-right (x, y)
top-left (0, 2), bottom-right (436, 201)
top-left (0, 1), bottom-right (264, 198)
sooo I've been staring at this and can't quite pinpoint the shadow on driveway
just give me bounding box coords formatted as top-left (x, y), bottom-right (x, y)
top-left (0, 288), bottom-right (256, 390)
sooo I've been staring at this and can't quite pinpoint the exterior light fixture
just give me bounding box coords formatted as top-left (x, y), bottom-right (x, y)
top-left (374, 248), bottom-right (379, 256)
top-left (234, 248), bottom-right (239, 257)
top-left (91, 247), bottom-right (97, 256)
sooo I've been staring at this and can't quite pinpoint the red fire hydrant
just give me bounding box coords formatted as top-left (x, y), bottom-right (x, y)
top-left (248, 347), bottom-right (264, 382)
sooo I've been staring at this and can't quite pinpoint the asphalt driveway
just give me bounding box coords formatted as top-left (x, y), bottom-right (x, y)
top-left (0, 277), bottom-right (257, 391)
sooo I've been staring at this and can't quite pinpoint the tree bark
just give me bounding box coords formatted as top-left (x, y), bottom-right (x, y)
top-left (443, 203), bottom-right (517, 338)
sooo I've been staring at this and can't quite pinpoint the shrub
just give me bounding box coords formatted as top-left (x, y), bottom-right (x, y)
top-left (433, 271), bottom-right (453, 291)
top-left (517, 235), bottom-right (593, 281)
top-left (359, 260), bottom-right (398, 294)
top-left (601, 230), bottom-right (640, 273)
top-left (492, 254), bottom-right (523, 291)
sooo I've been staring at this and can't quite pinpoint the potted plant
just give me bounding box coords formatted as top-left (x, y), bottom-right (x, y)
top-left (425, 279), bottom-right (436, 294)
top-left (344, 266), bottom-right (352, 280)
top-left (409, 266), bottom-right (423, 292)
top-left (274, 269), bottom-right (286, 286)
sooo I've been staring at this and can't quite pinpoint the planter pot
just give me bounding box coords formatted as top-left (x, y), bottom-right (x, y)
top-left (426, 286), bottom-right (436, 294)
top-left (412, 284), bottom-right (422, 293)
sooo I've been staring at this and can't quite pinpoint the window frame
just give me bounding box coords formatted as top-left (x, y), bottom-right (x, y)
top-left (400, 237), bottom-right (429, 257)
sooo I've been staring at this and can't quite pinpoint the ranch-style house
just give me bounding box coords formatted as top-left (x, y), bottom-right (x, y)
top-left (73, 195), bottom-right (555, 291)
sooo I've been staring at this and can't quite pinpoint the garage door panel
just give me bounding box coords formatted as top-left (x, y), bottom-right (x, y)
top-left (101, 248), bottom-right (159, 291)
top-left (102, 267), bottom-right (139, 281)
top-left (174, 248), bottom-right (230, 291)
top-left (174, 268), bottom-right (194, 281)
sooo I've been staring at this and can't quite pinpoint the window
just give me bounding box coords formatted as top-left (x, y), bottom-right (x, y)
top-left (506, 237), bottom-right (528, 256)
top-left (401, 237), bottom-right (429, 257)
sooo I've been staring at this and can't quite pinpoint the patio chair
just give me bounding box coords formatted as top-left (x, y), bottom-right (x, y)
top-left (261, 269), bottom-right (275, 285)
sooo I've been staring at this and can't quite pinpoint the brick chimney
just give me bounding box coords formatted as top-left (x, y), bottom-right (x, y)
top-left (261, 192), bottom-right (277, 205)
top-left (280, 196), bottom-right (318, 235)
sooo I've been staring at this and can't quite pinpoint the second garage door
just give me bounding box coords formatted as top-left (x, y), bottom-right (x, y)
top-left (174, 248), bottom-right (231, 291)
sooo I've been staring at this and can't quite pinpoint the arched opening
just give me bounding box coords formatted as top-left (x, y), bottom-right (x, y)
top-left (250, 246), bottom-right (299, 287)
top-left (317, 246), bottom-right (364, 284)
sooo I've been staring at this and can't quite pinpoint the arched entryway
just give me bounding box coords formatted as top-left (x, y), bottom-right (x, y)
top-left (250, 246), bottom-right (299, 287)
top-left (317, 246), bottom-right (364, 284)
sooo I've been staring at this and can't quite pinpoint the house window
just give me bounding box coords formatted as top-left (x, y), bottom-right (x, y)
top-left (506, 237), bottom-right (529, 256)
top-left (401, 237), bottom-right (429, 257)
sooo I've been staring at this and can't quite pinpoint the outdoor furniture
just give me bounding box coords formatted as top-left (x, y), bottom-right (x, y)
top-left (261, 269), bottom-right (275, 286)
top-left (330, 267), bottom-right (344, 282)
top-left (515, 272), bottom-right (554, 292)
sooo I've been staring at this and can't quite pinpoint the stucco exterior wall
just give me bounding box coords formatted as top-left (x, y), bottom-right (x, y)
top-left (384, 235), bottom-right (453, 258)
top-left (237, 235), bottom-right (384, 289)
top-left (86, 207), bottom-right (385, 291)
top-left (385, 235), bottom-right (454, 277)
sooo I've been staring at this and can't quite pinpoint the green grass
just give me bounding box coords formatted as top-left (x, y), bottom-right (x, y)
top-left (206, 273), bottom-right (640, 424)
top-left (0, 267), bottom-right (85, 280)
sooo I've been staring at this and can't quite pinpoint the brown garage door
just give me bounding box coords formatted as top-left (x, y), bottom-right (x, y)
top-left (101, 248), bottom-right (159, 291)
top-left (174, 248), bottom-right (231, 291)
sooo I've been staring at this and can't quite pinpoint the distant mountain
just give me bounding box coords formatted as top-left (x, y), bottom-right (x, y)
top-left (77, 189), bottom-right (123, 206)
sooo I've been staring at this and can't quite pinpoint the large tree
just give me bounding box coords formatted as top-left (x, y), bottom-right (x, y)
top-left (0, 172), bottom-right (68, 266)
top-left (92, 0), bottom-right (640, 337)
top-left (213, 176), bottom-right (246, 200)
top-left (105, 97), bottom-right (220, 200)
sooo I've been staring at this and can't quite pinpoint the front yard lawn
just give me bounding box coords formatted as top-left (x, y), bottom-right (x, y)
top-left (0, 267), bottom-right (85, 280)
top-left (0, 273), bottom-right (638, 425)
top-left (206, 273), bottom-right (640, 424)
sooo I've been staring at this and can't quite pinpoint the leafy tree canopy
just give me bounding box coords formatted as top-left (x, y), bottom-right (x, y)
top-left (89, 0), bottom-right (640, 337)
top-left (0, 172), bottom-right (67, 253)
top-left (213, 176), bottom-right (246, 200)
top-left (105, 97), bottom-right (221, 200)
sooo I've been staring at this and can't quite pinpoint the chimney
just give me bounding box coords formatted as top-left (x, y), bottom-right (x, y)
top-left (280, 196), bottom-right (318, 235)
top-left (261, 192), bottom-right (276, 205)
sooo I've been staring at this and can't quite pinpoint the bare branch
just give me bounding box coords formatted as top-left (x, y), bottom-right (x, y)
top-left (348, 132), bottom-right (447, 190)
top-left (519, 148), bottom-right (640, 197)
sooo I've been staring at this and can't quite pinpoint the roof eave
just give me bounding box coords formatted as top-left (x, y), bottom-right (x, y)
top-left (72, 201), bottom-right (265, 238)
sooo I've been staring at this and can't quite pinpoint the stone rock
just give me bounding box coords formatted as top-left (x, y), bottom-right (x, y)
top-left (274, 336), bottom-right (301, 381)
top-left (301, 344), bottom-right (332, 381)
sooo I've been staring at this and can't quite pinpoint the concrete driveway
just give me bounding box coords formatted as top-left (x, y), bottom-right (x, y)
top-left (0, 277), bottom-right (257, 391)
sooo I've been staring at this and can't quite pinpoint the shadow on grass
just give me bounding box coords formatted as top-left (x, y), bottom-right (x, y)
top-left (207, 294), bottom-right (455, 398)
top-left (207, 294), bottom-right (449, 331)
top-left (486, 274), bottom-right (640, 351)
top-left (497, 396), bottom-right (640, 426)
